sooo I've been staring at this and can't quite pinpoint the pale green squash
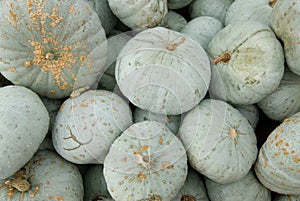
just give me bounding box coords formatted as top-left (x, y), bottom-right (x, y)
top-left (271, 0), bottom-right (300, 76)
top-left (0, 86), bottom-right (49, 180)
top-left (103, 121), bottom-right (188, 201)
top-left (208, 21), bottom-right (284, 105)
top-left (178, 99), bottom-right (258, 184)
top-left (0, 150), bottom-right (84, 201)
top-left (258, 70), bottom-right (300, 121)
top-left (0, 0), bottom-right (107, 98)
top-left (205, 170), bottom-right (271, 201)
top-left (52, 90), bottom-right (133, 164)
top-left (115, 27), bottom-right (211, 115)
top-left (254, 112), bottom-right (300, 194)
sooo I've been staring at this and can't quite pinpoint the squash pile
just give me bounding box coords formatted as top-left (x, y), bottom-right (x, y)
top-left (0, 0), bottom-right (299, 200)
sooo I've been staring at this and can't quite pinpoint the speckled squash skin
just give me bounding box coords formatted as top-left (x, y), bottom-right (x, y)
top-left (84, 165), bottom-right (112, 201)
top-left (167, 0), bottom-right (192, 9)
top-left (208, 21), bottom-right (284, 105)
top-left (0, 86), bottom-right (49, 180)
top-left (172, 168), bottom-right (209, 201)
top-left (233, 104), bottom-right (260, 130)
top-left (86, 0), bottom-right (118, 35)
top-left (103, 121), bottom-right (188, 201)
top-left (107, 0), bottom-right (168, 30)
top-left (0, 150), bottom-right (84, 201)
top-left (181, 16), bottom-right (223, 51)
top-left (178, 99), bottom-right (258, 184)
top-left (205, 170), bottom-right (271, 201)
top-left (0, 0), bottom-right (107, 98)
top-left (258, 70), bottom-right (300, 122)
top-left (116, 27), bottom-right (211, 115)
top-left (273, 194), bottom-right (300, 201)
top-left (225, 0), bottom-right (277, 26)
top-left (271, 0), bottom-right (300, 76)
top-left (133, 107), bottom-right (181, 134)
top-left (254, 112), bottom-right (300, 195)
top-left (52, 90), bottom-right (133, 164)
top-left (189, 0), bottom-right (234, 23)
top-left (164, 11), bottom-right (187, 32)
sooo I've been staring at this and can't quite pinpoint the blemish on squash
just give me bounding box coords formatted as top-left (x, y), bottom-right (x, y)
top-left (269, 0), bottom-right (277, 7)
top-left (8, 67), bottom-right (16, 72)
top-left (228, 128), bottom-right (238, 144)
top-left (212, 51), bottom-right (231, 65)
top-left (276, 139), bottom-right (285, 147)
top-left (139, 145), bottom-right (150, 153)
top-left (166, 37), bottom-right (185, 51)
top-left (137, 172), bottom-right (147, 179)
top-left (293, 154), bottom-right (300, 163)
top-left (181, 195), bottom-right (196, 201)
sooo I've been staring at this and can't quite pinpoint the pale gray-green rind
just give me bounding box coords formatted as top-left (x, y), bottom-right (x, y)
top-left (0, 86), bottom-right (49, 180)
top-left (178, 99), bottom-right (258, 184)
top-left (254, 112), bottom-right (300, 195)
top-left (208, 21), bottom-right (284, 105)
top-left (0, 150), bottom-right (84, 201)
top-left (205, 170), bottom-right (271, 201)
top-left (104, 121), bottom-right (188, 201)
top-left (271, 0), bottom-right (300, 76)
top-left (258, 70), bottom-right (300, 121)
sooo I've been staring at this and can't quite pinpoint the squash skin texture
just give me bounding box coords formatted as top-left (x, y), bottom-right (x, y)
top-left (205, 170), bottom-right (271, 201)
top-left (0, 0), bottom-right (107, 98)
top-left (271, 0), bottom-right (300, 76)
top-left (254, 112), bottom-right (300, 195)
top-left (52, 90), bottom-right (133, 164)
top-left (0, 150), bottom-right (84, 201)
top-left (116, 27), bottom-right (211, 115)
top-left (208, 20), bottom-right (284, 105)
top-left (0, 85), bottom-right (49, 180)
top-left (178, 99), bottom-right (258, 184)
top-left (103, 121), bottom-right (188, 201)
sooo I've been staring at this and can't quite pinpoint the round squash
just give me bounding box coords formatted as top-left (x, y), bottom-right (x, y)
top-left (164, 11), bottom-right (188, 32)
top-left (52, 89), bottom-right (133, 164)
top-left (0, 85), bottom-right (49, 180)
top-left (86, 0), bottom-right (118, 35)
top-left (207, 20), bottom-right (284, 105)
top-left (103, 121), bottom-right (188, 201)
top-left (258, 70), bottom-right (300, 122)
top-left (84, 165), bottom-right (112, 201)
top-left (205, 170), bottom-right (271, 201)
top-left (225, 0), bottom-right (277, 26)
top-left (254, 112), bottom-right (300, 195)
top-left (271, 0), bottom-right (300, 76)
top-left (107, 0), bottom-right (168, 30)
top-left (172, 168), bottom-right (209, 201)
top-left (181, 16), bottom-right (223, 51)
top-left (133, 107), bottom-right (181, 134)
top-left (115, 26), bottom-right (211, 115)
top-left (0, 0), bottom-right (107, 98)
top-left (0, 150), bottom-right (83, 201)
top-left (178, 99), bottom-right (258, 184)
top-left (189, 0), bottom-right (234, 24)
